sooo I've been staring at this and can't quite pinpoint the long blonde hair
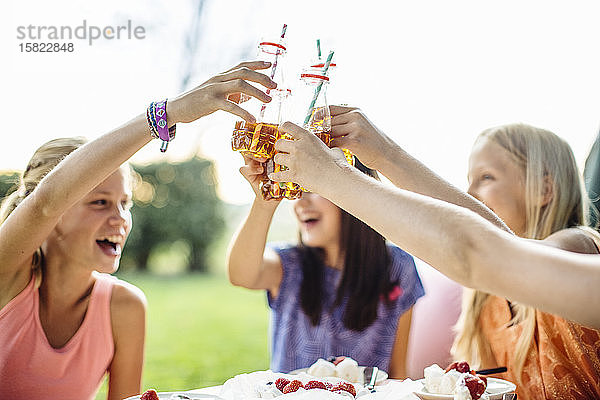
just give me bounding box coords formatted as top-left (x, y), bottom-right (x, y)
top-left (0, 137), bottom-right (87, 273)
top-left (451, 123), bottom-right (593, 379)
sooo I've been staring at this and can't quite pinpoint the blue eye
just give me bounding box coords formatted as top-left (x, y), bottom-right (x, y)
top-left (92, 199), bottom-right (107, 206)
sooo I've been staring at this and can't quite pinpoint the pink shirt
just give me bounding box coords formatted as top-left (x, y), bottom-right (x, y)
top-left (406, 259), bottom-right (463, 379)
top-left (0, 272), bottom-right (116, 400)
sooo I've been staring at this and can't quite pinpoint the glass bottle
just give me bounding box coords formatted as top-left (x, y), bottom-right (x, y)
top-left (231, 39), bottom-right (289, 159)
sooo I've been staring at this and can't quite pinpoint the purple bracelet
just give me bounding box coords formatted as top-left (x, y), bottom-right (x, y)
top-left (147, 100), bottom-right (176, 152)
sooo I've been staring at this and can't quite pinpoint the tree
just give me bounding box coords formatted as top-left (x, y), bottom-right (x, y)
top-left (0, 172), bottom-right (20, 202)
top-left (125, 157), bottom-right (225, 273)
top-left (584, 131), bottom-right (600, 229)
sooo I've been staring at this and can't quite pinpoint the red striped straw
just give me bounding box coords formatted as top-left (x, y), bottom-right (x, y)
top-left (259, 24), bottom-right (287, 119)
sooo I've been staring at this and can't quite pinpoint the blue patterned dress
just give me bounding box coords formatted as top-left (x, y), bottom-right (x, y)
top-left (267, 243), bottom-right (424, 373)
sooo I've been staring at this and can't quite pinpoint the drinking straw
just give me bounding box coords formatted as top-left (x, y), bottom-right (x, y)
top-left (259, 24), bottom-right (287, 119)
top-left (316, 39), bottom-right (321, 60)
top-left (303, 50), bottom-right (334, 125)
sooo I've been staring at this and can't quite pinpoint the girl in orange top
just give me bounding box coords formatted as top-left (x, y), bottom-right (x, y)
top-left (0, 61), bottom-right (275, 400)
top-left (266, 109), bottom-right (600, 400)
top-left (450, 124), bottom-right (600, 400)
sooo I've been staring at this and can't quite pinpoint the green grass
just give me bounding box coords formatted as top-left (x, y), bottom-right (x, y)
top-left (96, 273), bottom-right (271, 398)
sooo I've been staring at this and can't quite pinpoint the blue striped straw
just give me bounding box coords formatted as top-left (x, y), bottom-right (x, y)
top-left (303, 51), bottom-right (334, 125)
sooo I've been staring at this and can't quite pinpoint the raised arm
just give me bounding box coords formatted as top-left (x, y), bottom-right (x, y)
top-left (226, 155), bottom-right (283, 295)
top-left (0, 61), bottom-right (276, 305)
top-left (329, 106), bottom-right (510, 232)
top-left (269, 122), bottom-right (600, 329)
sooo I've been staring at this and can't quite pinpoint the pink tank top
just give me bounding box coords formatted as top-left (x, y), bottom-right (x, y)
top-left (0, 272), bottom-right (116, 400)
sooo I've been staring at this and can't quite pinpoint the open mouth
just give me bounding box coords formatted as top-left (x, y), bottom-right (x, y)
top-left (96, 239), bottom-right (120, 256)
top-left (301, 217), bottom-right (320, 227)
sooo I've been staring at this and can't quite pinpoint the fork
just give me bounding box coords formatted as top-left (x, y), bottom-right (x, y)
top-left (365, 366), bottom-right (379, 391)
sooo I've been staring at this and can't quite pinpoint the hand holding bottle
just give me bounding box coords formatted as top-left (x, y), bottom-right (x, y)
top-left (329, 105), bottom-right (397, 170)
top-left (268, 122), bottom-right (350, 194)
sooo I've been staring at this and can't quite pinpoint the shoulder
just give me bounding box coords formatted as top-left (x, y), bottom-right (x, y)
top-left (109, 279), bottom-right (147, 329)
top-left (268, 242), bottom-right (298, 256)
top-left (267, 242), bottom-right (301, 267)
top-left (542, 227), bottom-right (600, 254)
top-left (387, 243), bottom-right (415, 261)
top-left (386, 244), bottom-right (416, 275)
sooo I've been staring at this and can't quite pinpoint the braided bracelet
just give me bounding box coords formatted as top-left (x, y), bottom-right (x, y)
top-left (146, 100), bottom-right (176, 152)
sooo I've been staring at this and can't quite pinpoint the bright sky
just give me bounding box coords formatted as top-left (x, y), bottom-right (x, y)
top-left (4, 0), bottom-right (600, 205)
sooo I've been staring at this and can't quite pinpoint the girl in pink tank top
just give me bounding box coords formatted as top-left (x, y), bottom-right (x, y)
top-left (0, 61), bottom-right (277, 400)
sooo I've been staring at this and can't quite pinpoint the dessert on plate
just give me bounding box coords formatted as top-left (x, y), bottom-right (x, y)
top-left (307, 356), bottom-right (362, 383)
top-left (423, 361), bottom-right (488, 400)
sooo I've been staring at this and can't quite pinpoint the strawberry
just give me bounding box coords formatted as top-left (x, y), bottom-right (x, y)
top-left (477, 374), bottom-right (488, 386)
top-left (445, 361), bottom-right (458, 372)
top-left (463, 374), bottom-right (486, 399)
top-left (275, 377), bottom-right (290, 392)
top-left (330, 382), bottom-right (356, 397)
top-left (304, 381), bottom-right (327, 390)
top-left (333, 356), bottom-right (346, 366)
top-left (445, 361), bottom-right (470, 373)
top-left (305, 380), bottom-right (327, 390)
top-left (140, 389), bottom-right (159, 400)
top-left (282, 379), bottom-right (304, 394)
top-left (455, 361), bottom-right (471, 373)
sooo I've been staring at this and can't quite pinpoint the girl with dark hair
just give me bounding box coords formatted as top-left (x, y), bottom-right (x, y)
top-left (227, 156), bottom-right (424, 378)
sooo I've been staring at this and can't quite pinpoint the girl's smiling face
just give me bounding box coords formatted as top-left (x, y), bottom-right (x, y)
top-left (293, 192), bottom-right (342, 253)
top-left (467, 138), bottom-right (528, 236)
top-left (44, 166), bottom-right (133, 273)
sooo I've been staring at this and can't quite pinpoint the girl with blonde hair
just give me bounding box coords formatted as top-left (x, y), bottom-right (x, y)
top-left (0, 61), bottom-right (276, 400)
top-left (451, 124), bottom-right (600, 399)
top-left (267, 109), bottom-right (600, 400)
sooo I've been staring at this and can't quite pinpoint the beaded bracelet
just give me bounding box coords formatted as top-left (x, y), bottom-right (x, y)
top-left (146, 100), bottom-right (176, 152)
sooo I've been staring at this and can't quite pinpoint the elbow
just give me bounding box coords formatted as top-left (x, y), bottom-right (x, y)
top-left (226, 261), bottom-right (249, 288)
top-left (228, 273), bottom-right (245, 288)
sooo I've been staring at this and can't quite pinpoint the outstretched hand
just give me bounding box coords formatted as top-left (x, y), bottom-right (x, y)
top-left (330, 105), bottom-right (396, 169)
top-left (268, 122), bottom-right (350, 193)
top-left (169, 61), bottom-right (277, 124)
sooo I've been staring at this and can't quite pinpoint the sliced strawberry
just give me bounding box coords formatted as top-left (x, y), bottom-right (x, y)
top-left (445, 360), bottom-right (470, 373)
top-left (463, 374), bottom-right (486, 399)
top-left (333, 356), bottom-right (346, 366)
top-left (305, 380), bottom-right (327, 390)
top-left (455, 361), bottom-right (471, 373)
top-left (140, 389), bottom-right (159, 400)
top-left (330, 382), bottom-right (356, 397)
top-left (477, 374), bottom-right (487, 386)
top-left (282, 379), bottom-right (304, 394)
top-left (275, 377), bottom-right (290, 392)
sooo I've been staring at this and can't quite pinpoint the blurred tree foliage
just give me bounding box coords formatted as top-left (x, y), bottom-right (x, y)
top-left (585, 132), bottom-right (600, 229)
top-left (126, 157), bottom-right (225, 273)
top-left (0, 172), bottom-right (20, 202)
top-left (0, 158), bottom-right (224, 273)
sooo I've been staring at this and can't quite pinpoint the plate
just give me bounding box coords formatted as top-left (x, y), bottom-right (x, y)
top-left (124, 392), bottom-right (223, 400)
top-left (412, 377), bottom-right (516, 400)
top-left (289, 366), bottom-right (388, 384)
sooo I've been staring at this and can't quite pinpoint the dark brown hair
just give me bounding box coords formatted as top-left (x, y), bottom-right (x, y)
top-left (298, 158), bottom-right (395, 331)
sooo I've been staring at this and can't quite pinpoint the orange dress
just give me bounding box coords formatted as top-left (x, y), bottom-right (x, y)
top-left (479, 295), bottom-right (600, 400)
